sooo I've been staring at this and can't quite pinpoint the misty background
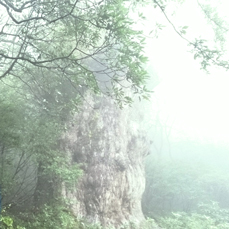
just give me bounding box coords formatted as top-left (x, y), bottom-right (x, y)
top-left (141, 0), bottom-right (229, 222)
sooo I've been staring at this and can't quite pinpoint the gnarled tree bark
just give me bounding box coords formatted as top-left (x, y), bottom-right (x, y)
top-left (61, 93), bottom-right (151, 228)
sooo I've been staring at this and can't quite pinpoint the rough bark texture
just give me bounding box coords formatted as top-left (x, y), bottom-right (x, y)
top-left (61, 94), bottom-right (151, 228)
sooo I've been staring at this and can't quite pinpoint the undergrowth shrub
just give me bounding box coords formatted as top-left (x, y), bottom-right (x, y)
top-left (17, 201), bottom-right (79, 229)
top-left (0, 207), bottom-right (25, 229)
top-left (157, 202), bottom-right (229, 229)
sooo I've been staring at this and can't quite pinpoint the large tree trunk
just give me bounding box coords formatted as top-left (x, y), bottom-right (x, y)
top-left (61, 94), bottom-right (151, 228)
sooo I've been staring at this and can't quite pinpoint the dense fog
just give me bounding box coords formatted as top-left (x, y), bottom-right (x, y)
top-left (141, 1), bottom-right (229, 227)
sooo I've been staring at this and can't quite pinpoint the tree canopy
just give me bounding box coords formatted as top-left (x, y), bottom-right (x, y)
top-left (0, 0), bottom-right (152, 106)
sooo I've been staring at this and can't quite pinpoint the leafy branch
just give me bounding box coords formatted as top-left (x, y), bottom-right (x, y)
top-left (153, 0), bottom-right (229, 71)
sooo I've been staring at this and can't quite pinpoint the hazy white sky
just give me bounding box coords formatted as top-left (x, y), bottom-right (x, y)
top-left (145, 0), bottom-right (229, 144)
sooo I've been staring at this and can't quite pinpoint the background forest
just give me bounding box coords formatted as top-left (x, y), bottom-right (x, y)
top-left (1, 0), bottom-right (229, 228)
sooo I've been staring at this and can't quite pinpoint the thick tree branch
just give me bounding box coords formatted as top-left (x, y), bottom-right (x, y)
top-left (0, 0), bottom-right (79, 25)
top-left (2, 0), bottom-right (35, 12)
